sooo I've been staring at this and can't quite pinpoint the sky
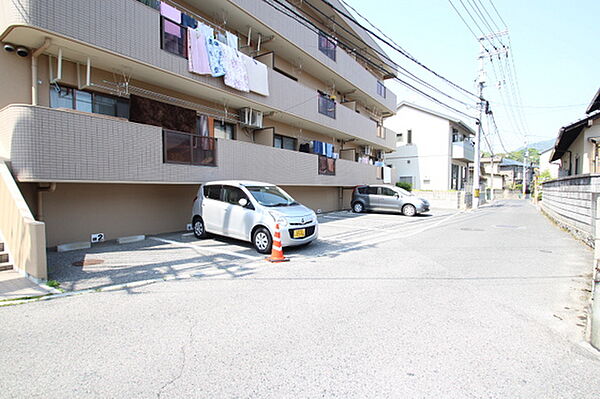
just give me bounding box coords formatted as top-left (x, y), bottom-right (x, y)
top-left (342, 0), bottom-right (600, 152)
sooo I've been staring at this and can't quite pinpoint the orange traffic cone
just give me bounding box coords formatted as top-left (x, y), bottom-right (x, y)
top-left (266, 223), bottom-right (289, 263)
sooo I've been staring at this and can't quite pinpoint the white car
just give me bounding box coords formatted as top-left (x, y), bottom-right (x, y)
top-left (191, 181), bottom-right (318, 253)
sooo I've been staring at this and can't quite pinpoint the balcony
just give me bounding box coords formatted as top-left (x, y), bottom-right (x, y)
top-left (0, 0), bottom-right (392, 150)
top-left (208, 0), bottom-right (397, 113)
top-left (0, 105), bottom-right (388, 186)
top-left (452, 140), bottom-right (475, 162)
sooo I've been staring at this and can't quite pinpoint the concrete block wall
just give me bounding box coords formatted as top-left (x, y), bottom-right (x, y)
top-left (540, 174), bottom-right (599, 247)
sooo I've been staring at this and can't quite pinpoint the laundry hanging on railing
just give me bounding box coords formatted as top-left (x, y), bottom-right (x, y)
top-left (205, 37), bottom-right (226, 77)
top-left (160, 2), bottom-right (181, 23)
top-left (187, 29), bottom-right (211, 75)
top-left (181, 13), bottom-right (197, 29)
top-left (240, 53), bottom-right (270, 96)
top-left (222, 45), bottom-right (250, 92)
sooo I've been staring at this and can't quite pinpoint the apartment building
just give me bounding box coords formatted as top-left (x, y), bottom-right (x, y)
top-left (0, 0), bottom-right (398, 276)
top-left (384, 102), bottom-right (475, 191)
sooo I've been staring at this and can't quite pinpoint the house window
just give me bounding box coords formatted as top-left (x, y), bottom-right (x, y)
top-left (396, 133), bottom-right (403, 147)
top-left (318, 31), bottom-right (336, 61)
top-left (161, 17), bottom-right (187, 58)
top-left (196, 115), bottom-right (209, 136)
top-left (397, 176), bottom-right (413, 185)
top-left (93, 93), bottom-right (129, 118)
top-left (50, 86), bottom-right (129, 118)
top-left (214, 121), bottom-right (235, 140)
top-left (377, 81), bottom-right (386, 98)
top-left (318, 92), bottom-right (336, 119)
top-left (274, 134), bottom-right (297, 151)
top-left (407, 129), bottom-right (412, 144)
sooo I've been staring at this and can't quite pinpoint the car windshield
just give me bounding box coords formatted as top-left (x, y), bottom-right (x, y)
top-left (245, 185), bottom-right (299, 207)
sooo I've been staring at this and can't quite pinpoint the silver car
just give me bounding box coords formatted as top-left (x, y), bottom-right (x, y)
top-left (191, 181), bottom-right (318, 253)
top-left (351, 185), bottom-right (429, 216)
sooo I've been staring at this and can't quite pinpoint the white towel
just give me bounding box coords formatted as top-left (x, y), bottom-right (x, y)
top-left (240, 53), bottom-right (270, 96)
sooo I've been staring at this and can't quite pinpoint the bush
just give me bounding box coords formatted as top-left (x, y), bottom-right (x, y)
top-left (396, 181), bottom-right (412, 192)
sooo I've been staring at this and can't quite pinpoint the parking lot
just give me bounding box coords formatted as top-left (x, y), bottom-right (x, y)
top-left (47, 208), bottom-right (461, 291)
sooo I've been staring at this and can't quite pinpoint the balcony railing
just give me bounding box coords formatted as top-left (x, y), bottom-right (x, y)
top-left (318, 155), bottom-right (336, 176)
top-left (452, 140), bottom-right (475, 162)
top-left (163, 130), bottom-right (216, 166)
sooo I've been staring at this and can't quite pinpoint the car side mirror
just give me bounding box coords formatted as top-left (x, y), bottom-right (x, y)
top-left (394, 193), bottom-right (400, 198)
top-left (238, 198), bottom-right (248, 207)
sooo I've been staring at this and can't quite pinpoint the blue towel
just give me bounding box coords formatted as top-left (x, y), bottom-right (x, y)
top-left (181, 14), bottom-right (198, 29)
top-left (326, 143), bottom-right (333, 158)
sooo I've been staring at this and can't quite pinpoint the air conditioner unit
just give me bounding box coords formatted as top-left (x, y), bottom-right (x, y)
top-left (239, 107), bottom-right (263, 129)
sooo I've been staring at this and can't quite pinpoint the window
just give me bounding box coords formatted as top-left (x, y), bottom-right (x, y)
top-left (318, 93), bottom-right (336, 119)
top-left (50, 86), bottom-right (129, 118)
top-left (222, 186), bottom-right (248, 205)
top-left (318, 31), bottom-right (336, 61)
top-left (318, 155), bottom-right (336, 175)
top-left (381, 187), bottom-right (396, 196)
top-left (163, 130), bottom-right (217, 166)
top-left (397, 176), bottom-right (413, 186)
top-left (367, 186), bottom-right (379, 195)
top-left (203, 185), bottom-right (222, 200)
top-left (214, 121), bottom-right (235, 140)
top-left (395, 133), bottom-right (403, 147)
top-left (93, 93), bottom-right (129, 118)
top-left (50, 86), bottom-right (74, 109)
top-left (274, 134), bottom-right (297, 151)
top-left (407, 129), bottom-right (412, 144)
top-left (161, 17), bottom-right (187, 58)
top-left (377, 81), bottom-right (386, 98)
top-left (246, 185), bottom-right (298, 207)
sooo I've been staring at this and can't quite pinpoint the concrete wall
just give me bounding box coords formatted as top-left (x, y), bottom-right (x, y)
top-left (0, 162), bottom-right (47, 279)
top-left (540, 174), bottom-right (600, 247)
top-left (385, 106), bottom-right (451, 190)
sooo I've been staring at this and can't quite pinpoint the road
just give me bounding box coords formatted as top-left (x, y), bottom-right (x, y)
top-left (1, 200), bottom-right (599, 398)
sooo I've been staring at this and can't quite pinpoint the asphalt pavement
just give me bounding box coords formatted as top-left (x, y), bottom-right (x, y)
top-left (1, 200), bottom-right (598, 398)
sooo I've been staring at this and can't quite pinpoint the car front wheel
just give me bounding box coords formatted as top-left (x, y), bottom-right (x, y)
top-left (352, 202), bottom-right (364, 213)
top-left (193, 216), bottom-right (208, 238)
top-left (402, 204), bottom-right (417, 217)
top-left (253, 227), bottom-right (273, 254)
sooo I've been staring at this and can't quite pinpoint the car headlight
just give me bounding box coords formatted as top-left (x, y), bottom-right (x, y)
top-left (268, 211), bottom-right (288, 227)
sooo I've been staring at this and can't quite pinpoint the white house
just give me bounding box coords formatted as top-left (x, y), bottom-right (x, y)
top-left (384, 102), bottom-right (476, 190)
top-left (539, 146), bottom-right (560, 179)
top-left (551, 88), bottom-right (600, 176)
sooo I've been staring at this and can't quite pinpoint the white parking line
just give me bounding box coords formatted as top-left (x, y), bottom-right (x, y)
top-left (150, 237), bottom-right (259, 260)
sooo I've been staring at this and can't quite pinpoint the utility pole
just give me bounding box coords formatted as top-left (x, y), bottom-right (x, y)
top-left (522, 144), bottom-right (528, 197)
top-left (474, 31), bottom-right (509, 208)
top-left (473, 38), bottom-right (485, 209)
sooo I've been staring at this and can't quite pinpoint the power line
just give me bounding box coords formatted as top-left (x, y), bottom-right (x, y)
top-left (300, 0), bottom-right (476, 108)
top-left (262, 0), bottom-right (478, 119)
top-left (322, 0), bottom-right (481, 100)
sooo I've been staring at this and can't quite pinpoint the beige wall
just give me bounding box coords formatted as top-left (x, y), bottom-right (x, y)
top-left (0, 162), bottom-right (47, 279)
top-left (0, 50), bottom-right (32, 108)
top-left (40, 183), bottom-right (199, 247)
top-left (281, 185), bottom-right (341, 213)
top-left (29, 182), bottom-right (348, 247)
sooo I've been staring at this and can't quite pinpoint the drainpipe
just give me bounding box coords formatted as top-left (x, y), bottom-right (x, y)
top-left (31, 38), bottom-right (51, 105)
top-left (36, 183), bottom-right (56, 221)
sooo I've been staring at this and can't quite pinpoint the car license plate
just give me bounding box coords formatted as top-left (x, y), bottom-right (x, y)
top-left (293, 229), bottom-right (306, 238)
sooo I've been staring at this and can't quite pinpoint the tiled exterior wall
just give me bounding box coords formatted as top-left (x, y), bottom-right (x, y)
top-left (0, 0), bottom-right (392, 150)
top-left (540, 175), bottom-right (600, 247)
top-left (1, 105), bottom-right (385, 186)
